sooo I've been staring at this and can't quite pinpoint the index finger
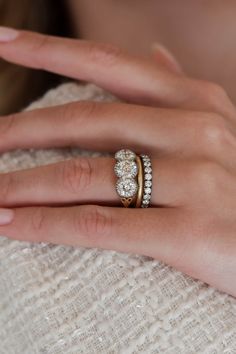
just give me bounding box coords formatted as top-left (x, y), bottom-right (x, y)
top-left (0, 28), bottom-right (233, 116)
top-left (0, 30), bottom-right (179, 106)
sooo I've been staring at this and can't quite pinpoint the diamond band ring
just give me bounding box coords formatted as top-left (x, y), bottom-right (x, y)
top-left (140, 154), bottom-right (152, 208)
top-left (114, 149), bottom-right (152, 208)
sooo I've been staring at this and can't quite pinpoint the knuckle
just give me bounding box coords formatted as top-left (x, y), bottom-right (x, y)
top-left (60, 158), bottom-right (93, 194)
top-left (73, 101), bottom-right (101, 125)
top-left (61, 101), bottom-right (102, 137)
top-left (0, 114), bottom-right (17, 142)
top-left (31, 35), bottom-right (52, 69)
top-left (33, 34), bottom-right (51, 54)
top-left (59, 103), bottom-right (76, 123)
top-left (191, 161), bottom-right (225, 197)
top-left (0, 173), bottom-right (14, 203)
top-left (86, 41), bottom-right (124, 66)
top-left (30, 207), bottom-right (47, 234)
top-left (74, 206), bottom-right (112, 244)
top-left (198, 114), bottom-right (229, 151)
top-left (202, 82), bottom-right (229, 105)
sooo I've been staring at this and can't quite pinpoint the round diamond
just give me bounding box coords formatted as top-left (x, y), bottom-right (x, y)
top-left (145, 173), bottom-right (152, 181)
top-left (143, 194), bottom-right (151, 200)
top-left (145, 181), bottom-right (152, 188)
top-left (116, 178), bottom-right (138, 198)
top-left (142, 199), bottom-right (149, 205)
top-left (114, 160), bottom-right (138, 178)
top-left (145, 167), bottom-right (152, 173)
top-left (144, 187), bottom-right (152, 194)
top-left (144, 161), bottom-right (151, 167)
top-left (115, 149), bottom-right (136, 161)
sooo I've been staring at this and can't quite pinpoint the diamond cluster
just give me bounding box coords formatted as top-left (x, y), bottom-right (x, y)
top-left (115, 149), bottom-right (136, 161)
top-left (115, 149), bottom-right (138, 198)
top-left (114, 160), bottom-right (138, 178)
top-left (116, 178), bottom-right (138, 198)
top-left (140, 154), bottom-right (152, 208)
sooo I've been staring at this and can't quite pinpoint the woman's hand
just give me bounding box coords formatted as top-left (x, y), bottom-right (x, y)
top-left (0, 28), bottom-right (236, 297)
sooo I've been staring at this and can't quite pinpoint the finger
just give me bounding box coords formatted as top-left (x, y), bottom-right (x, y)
top-left (0, 28), bottom-right (234, 117)
top-left (0, 157), bottom-right (189, 208)
top-left (1, 204), bottom-right (234, 296)
top-left (0, 205), bottom-right (193, 270)
top-left (0, 102), bottom-right (235, 168)
top-left (1, 204), bottom-right (224, 294)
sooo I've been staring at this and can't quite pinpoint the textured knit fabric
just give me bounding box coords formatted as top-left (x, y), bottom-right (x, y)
top-left (0, 82), bottom-right (236, 354)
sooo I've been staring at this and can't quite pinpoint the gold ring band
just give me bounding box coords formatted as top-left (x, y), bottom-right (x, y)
top-left (135, 155), bottom-right (144, 208)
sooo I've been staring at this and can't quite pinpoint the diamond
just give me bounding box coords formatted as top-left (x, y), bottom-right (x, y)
top-left (145, 173), bottom-right (152, 181)
top-left (116, 177), bottom-right (138, 198)
top-left (114, 160), bottom-right (138, 178)
top-left (144, 194), bottom-right (151, 200)
top-left (145, 181), bottom-right (152, 187)
top-left (145, 167), bottom-right (152, 173)
top-left (144, 188), bottom-right (151, 194)
top-left (144, 161), bottom-right (151, 167)
top-left (115, 149), bottom-right (136, 161)
top-left (142, 199), bottom-right (149, 205)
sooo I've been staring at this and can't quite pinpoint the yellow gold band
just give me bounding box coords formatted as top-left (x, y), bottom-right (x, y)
top-left (135, 155), bottom-right (144, 208)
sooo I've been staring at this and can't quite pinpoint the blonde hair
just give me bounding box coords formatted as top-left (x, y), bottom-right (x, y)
top-left (0, 0), bottom-right (71, 115)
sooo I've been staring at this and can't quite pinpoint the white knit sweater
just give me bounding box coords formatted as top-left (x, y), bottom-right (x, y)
top-left (0, 83), bottom-right (235, 354)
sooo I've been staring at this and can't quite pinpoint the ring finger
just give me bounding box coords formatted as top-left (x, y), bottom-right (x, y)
top-left (0, 156), bottom-right (192, 208)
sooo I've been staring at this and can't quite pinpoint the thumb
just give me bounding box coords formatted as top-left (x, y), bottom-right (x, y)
top-left (151, 43), bottom-right (183, 75)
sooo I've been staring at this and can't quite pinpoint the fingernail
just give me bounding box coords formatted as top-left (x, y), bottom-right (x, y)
top-left (0, 26), bottom-right (19, 42)
top-left (0, 208), bottom-right (14, 225)
top-left (151, 42), bottom-right (183, 74)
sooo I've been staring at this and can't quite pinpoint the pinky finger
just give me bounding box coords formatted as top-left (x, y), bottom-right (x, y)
top-left (0, 205), bottom-right (187, 264)
top-left (0, 203), bottom-right (213, 292)
top-left (1, 205), bottom-right (230, 295)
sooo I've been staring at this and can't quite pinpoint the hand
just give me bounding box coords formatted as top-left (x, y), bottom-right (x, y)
top-left (0, 28), bottom-right (235, 297)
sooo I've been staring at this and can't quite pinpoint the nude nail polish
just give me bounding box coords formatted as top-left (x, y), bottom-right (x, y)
top-left (0, 26), bottom-right (19, 42)
top-left (0, 208), bottom-right (14, 225)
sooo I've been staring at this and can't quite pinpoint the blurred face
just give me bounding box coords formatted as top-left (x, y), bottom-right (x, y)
top-left (69, 0), bottom-right (236, 103)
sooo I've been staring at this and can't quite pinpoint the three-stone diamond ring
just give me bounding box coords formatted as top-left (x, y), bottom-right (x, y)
top-left (114, 149), bottom-right (153, 208)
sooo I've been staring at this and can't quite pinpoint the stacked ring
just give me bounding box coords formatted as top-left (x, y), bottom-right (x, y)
top-left (114, 149), bottom-right (152, 208)
top-left (135, 155), bottom-right (144, 208)
top-left (114, 149), bottom-right (138, 208)
top-left (140, 154), bottom-right (153, 208)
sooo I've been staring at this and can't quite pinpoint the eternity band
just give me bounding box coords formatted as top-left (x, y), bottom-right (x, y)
top-left (140, 154), bottom-right (152, 208)
top-left (114, 149), bottom-right (152, 208)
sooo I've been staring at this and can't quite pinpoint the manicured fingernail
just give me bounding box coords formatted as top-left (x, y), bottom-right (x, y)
top-left (0, 208), bottom-right (14, 225)
top-left (0, 26), bottom-right (19, 42)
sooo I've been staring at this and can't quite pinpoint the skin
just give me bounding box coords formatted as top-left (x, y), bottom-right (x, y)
top-left (0, 3), bottom-right (236, 297)
top-left (69, 0), bottom-right (236, 103)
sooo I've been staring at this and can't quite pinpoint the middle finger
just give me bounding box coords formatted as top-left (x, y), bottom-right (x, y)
top-left (1, 102), bottom-right (235, 163)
